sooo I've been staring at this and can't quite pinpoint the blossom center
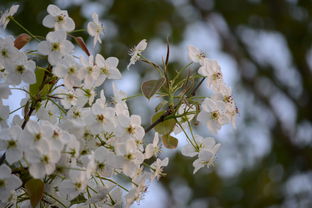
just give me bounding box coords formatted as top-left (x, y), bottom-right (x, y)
top-left (7, 140), bottom-right (16, 148)
top-left (211, 111), bottom-right (220, 120)
top-left (212, 72), bottom-right (222, 80)
top-left (51, 42), bottom-right (60, 51)
top-left (100, 67), bottom-right (109, 75)
top-left (0, 179), bottom-right (5, 187)
top-left (1, 49), bottom-right (8, 57)
top-left (56, 15), bottom-right (64, 23)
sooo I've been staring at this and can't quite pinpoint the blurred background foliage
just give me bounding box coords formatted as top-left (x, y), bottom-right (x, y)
top-left (1, 0), bottom-right (312, 207)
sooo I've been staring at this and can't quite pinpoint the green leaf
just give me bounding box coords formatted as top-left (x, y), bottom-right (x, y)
top-left (25, 179), bottom-right (44, 208)
top-left (152, 111), bottom-right (176, 135)
top-left (155, 100), bottom-right (168, 112)
top-left (70, 193), bottom-right (87, 205)
top-left (29, 67), bottom-right (45, 98)
top-left (162, 134), bottom-right (178, 149)
top-left (141, 78), bottom-right (165, 99)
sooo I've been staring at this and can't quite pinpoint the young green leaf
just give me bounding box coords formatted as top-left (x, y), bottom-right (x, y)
top-left (151, 111), bottom-right (176, 135)
top-left (25, 179), bottom-right (44, 208)
top-left (29, 67), bottom-right (45, 98)
top-left (141, 77), bottom-right (165, 99)
top-left (162, 134), bottom-right (178, 149)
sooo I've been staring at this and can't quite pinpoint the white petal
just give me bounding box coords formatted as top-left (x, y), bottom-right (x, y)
top-left (47, 4), bottom-right (61, 16)
top-left (42, 15), bottom-right (55, 28)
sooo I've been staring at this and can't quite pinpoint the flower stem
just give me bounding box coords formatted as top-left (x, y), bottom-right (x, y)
top-left (9, 17), bottom-right (40, 41)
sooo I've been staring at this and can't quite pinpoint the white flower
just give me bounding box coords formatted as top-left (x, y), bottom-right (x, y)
top-left (85, 95), bottom-right (115, 134)
top-left (25, 139), bottom-right (61, 179)
top-left (181, 135), bottom-right (217, 157)
top-left (42, 4), bottom-right (75, 32)
top-left (0, 5), bottom-right (19, 29)
top-left (79, 55), bottom-right (99, 88)
top-left (94, 54), bottom-right (121, 87)
top-left (56, 88), bottom-right (78, 109)
top-left (76, 87), bottom-right (96, 107)
top-left (117, 114), bottom-right (145, 142)
top-left (188, 45), bottom-right (206, 64)
top-left (87, 13), bottom-right (104, 47)
top-left (192, 141), bottom-right (221, 174)
top-left (37, 101), bottom-right (59, 124)
top-left (127, 39), bottom-right (147, 69)
top-left (212, 84), bottom-right (238, 128)
top-left (198, 58), bottom-right (224, 92)
top-left (150, 157), bottom-right (168, 180)
top-left (145, 132), bottom-right (160, 159)
top-left (0, 164), bottom-right (22, 203)
top-left (94, 146), bottom-right (115, 177)
top-left (125, 174), bottom-right (148, 208)
top-left (0, 36), bottom-right (19, 67)
top-left (22, 120), bottom-right (51, 146)
top-left (197, 98), bottom-right (229, 134)
top-left (59, 169), bottom-right (88, 200)
top-left (6, 52), bottom-right (36, 85)
top-left (0, 126), bottom-right (22, 165)
top-left (53, 55), bottom-right (81, 89)
top-left (37, 31), bottom-right (74, 65)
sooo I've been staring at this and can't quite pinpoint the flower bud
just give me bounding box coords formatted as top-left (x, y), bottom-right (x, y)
top-left (14, 33), bottom-right (31, 49)
top-left (74, 36), bottom-right (90, 56)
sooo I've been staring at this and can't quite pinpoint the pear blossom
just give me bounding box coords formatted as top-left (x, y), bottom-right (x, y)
top-left (86, 98), bottom-right (115, 135)
top-left (127, 39), bottom-right (147, 69)
top-left (197, 97), bottom-right (229, 134)
top-left (193, 142), bottom-right (221, 174)
top-left (188, 45), bottom-right (206, 64)
top-left (117, 114), bottom-right (145, 142)
top-left (87, 13), bottom-right (104, 47)
top-left (0, 36), bottom-right (19, 66)
top-left (198, 58), bottom-right (224, 92)
top-left (25, 139), bottom-right (61, 179)
top-left (94, 54), bottom-right (121, 87)
top-left (53, 56), bottom-right (81, 89)
top-left (56, 88), bottom-right (78, 109)
top-left (0, 5), bottom-right (19, 29)
top-left (6, 53), bottom-right (36, 85)
top-left (150, 157), bottom-right (168, 180)
top-left (212, 84), bottom-right (238, 128)
top-left (42, 4), bottom-right (75, 32)
top-left (59, 169), bottom-right (88, 200)
top-left (37, 31), bottom-right (74, 65)
top-left (79, 55), bottom-right (99, 88)
top-left (0, 126), bottom-right (22, 164)
top-left (37, 101), bottom-right (60, 124)
top-left (0, 164), bottom-right (22, 203)
top-left (145, 132), bottom-right (160, 159)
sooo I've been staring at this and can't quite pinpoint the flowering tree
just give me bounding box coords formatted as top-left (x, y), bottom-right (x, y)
top-left (0, 4), bottom-right (237, 208)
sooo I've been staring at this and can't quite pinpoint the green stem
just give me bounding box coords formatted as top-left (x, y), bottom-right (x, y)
top-left (9, 17), bottom-right (40, 41)
top-left (44, 192), bottom-right (67, 208)
top-left (122, 94), bottom-right (142, 101)
top-left (97, 176), bottom-right (129, 192)
top-left (176, 120), bottom-right (197, 150)
top-left (68, 29), bottom-right (86, 34)
top-left (9, 104), bottom-right (26, 115)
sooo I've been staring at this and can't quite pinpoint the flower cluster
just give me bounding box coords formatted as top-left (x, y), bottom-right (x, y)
top-left (177, 46), bottom-right (238, 173)
top-left (0, 3), bottom-right (237, 208)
